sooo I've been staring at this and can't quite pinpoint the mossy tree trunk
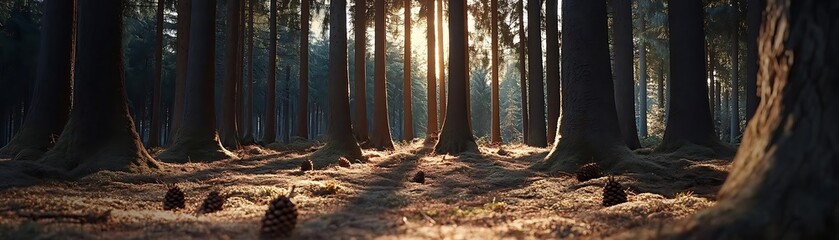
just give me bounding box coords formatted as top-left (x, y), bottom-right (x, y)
top-left (612, 0), bottom-right (641, 149)
top-left (370, 0), bottom-right (394, 150)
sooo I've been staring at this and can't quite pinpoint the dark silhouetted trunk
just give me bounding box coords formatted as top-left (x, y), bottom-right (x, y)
top-left (220, 0), bottom-right (242, 149)
top-left (170, 0), bottom-right (191, 146)
top-left (658, 64), bottom-right (665, 109)
top-left (518, 0), bottom-right (528, 142)
top-left (282, 66), bottom-right (291, 143)
top-left (296, 0), bottom-right (310, 139)
top-left (148, 0), bottom-right (164, 148)
top-left (536, 0), bottom-right (632, 172)
top-left (241, 0), bottom-right (256, 144)
top-left (370, 0), bottom-right (394, 149)
top-left (40, 0), bottom-right (161, 176)
top-left (158, 0), bottom-right (235, 162)
top-left (729, 6), bottom-right (740, 143)
top-left (402, 0), bottom-right (413, 141)
top-left (525, 0), bottom-right (546, 147)
top-left (744, 0), bottom-right (762, 121)
top-left (638, 18), bottom-right (648, 139)
top-left (263, 0), bottom-right (277, 143)
top-left (353, 0), bottom-right (369, 145)
top-left (0, 0), bottom-right (74, 160)
top-left (612, 0), bottom-right (640, 149)
top-left (709, 50), bottom-right (716, 118)
top-left (675, 0), bottom-right (839, 237)
top-left (490, 0), bottom-right (502, 144)
top-left (426, 0), bottom-right (438, 138)
top-left (434, 0), bottom-right (476, 154)
top-left (436, 0), bottom-right (445, 126)
top-left (658, 0), bottom-right (728, 154)
top-left (545, 0), bottom-right (559, 144)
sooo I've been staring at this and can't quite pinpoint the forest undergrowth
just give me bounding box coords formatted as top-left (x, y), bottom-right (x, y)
top-left (0, 140), bottom-right (729, 239)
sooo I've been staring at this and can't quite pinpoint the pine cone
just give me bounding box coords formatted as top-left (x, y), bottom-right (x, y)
top-left (411, 171), bottom-right (426, 184)
top-left (199, 191), bottom-right (225, 213)
top-left (576, 163), bottom-right (602, 182)
top-left (261, 196), bottom-right (298, 238)
top-left (602, 177), bottom-right (628, 206)
top-left (338, 157), bottom-right (352, 168)
top-left (301, 159), bottom-right (314, 172)
top-left (163, 185), bottom-right (186, 210)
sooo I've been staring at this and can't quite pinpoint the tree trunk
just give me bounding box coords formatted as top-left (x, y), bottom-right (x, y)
top-left (675, 1), bottom-right (839, 237)
top-left (657, 64), bottom-right (665, 109)
top-left (436, 0), bottom-right (446, 127)
top-left (490, 0), bottom-right (501, 144)
top-left (353, 0), bottom-right (369, 145)
top-left (402, 0), bottom-right (414, 141)
top-left (220, 0), bottom-right (242, 149)
top-left (544, 0), bottom-right (559, 145)
top-left (638, 19), bottom-right (648, 139)
top-left (729, 2), bottom-right (741, 143)
top-left (657, 0), bottom-right (729, 154)
top-left (261, 0), bottom-right (278, 144)
top-left (744, 0), bottom-right (762, 121)
top-left (148, 0), bottom-right (165, 148)
top-left (709, 49), bottom-right (716, 118)
top-left (315, 0), bottom-right (363, 164)
top-left (518, 0), bottom-right (528, 143)
top-left (170, 0), bottom-right (191, 146)
top-left (525, 0), bottom-right (546, 147)
top-left (158, 0), bottom-right (235, 163)
top-left (434, 0), bottom-right (477, 154)
top-left (612, 0), bottom-right (641, 149)
top-left (40, 0), bottom-right (161, 176)
top-left (536, 0), bottom-right (633, 172)
top-left (370, 0), bottom-right (394, 150)
top-left (0, 0), bottom-right (74, 160)
top-left (282, 66), bottom-right (291, 143)
top-left (241, 0), bottom-right (256, 145)
top-left (296, 0), bottom-right (310, 139)
top-left (426, 0), bottom-right (438, 139)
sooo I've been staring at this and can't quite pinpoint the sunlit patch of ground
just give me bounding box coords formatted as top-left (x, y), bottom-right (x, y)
top-left (0, 141), bottom-right (727, 239)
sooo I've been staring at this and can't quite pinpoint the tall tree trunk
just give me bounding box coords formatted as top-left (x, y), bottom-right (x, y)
top-left (296, 0), bottom-right (310, 139)
top-left (434, 0), bottom-right (476, 154)
top-left (159, 0), bottom-right (235, 162)
top-left (353, 0), bottom-right (369, 145)
top-left (658, 64), bottom-right (665, 109)
top-left (544, 0), bottom-right (559, 144)
top-left (612, 0), bottom-right (641, 148)
top-left (436, 0), bottom-right (446, 127)
top-left (729, 2), bottom-right (741, 143)
top-left (263, 0), bottom-right (278, 143)
top-left (518, 0), bottom-right (528, 142)
top-left (536, 0), bottom-right (633, 172)
top-left (525, 0), bottom-right (547, 147)
top-left (282, 66), bottom-right (291, 143)
top-left (658, 0), bottom-right (728, 154)
top-left (370, 0), bottom-right (394, 149)
top-left (402, 0), bottom-right (413, 141)
top-left (675, 1), bottom-right (839, 237)
top-left (315, 0), bottom-right (363, 164)
top-left (709, 49), bottom-right (716, 118)
top-left (490, 0), bottom-right (501, 144)
top-left (170, 0), bottom-right (191, 146)
top-left (148, 0), bottom-right (165, 148)
top-left (638, 19), bottom-right (649, 139)
top-left (744, 0), bottom-right (762, 121)
top-left (41, 0), bottom-right (161, 176)
top-left (425, 0), bottom-right (438, 139)
top-left (241, 0), bottom-right (256, 144)
top-left (220, 0), bottom-right (242, 149)
top-left (0, 0), bottom-right (74, 160)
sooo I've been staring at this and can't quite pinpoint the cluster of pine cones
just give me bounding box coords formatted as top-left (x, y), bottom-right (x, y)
top-left (574, 162), bottom-right (628, 207)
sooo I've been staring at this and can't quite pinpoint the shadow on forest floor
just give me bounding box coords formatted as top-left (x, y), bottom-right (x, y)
top-left (0, 140), bottom-right (730, 239)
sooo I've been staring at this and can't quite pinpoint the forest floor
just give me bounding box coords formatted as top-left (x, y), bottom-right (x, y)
top-left (0, 139), bottom-right (730, 239)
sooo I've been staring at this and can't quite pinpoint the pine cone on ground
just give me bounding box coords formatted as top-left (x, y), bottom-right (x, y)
top-left (199, 191), bottom-right (226, 214)
top-left (163, 185), bottom-right (186, 210)
top-left (338, 157), bottom-right (352, 168)
top-left (301, 159), bottom-right (314, 172)
top-left (576, 163), bottom-right (602, 182)
top-left (602, 177), bottom-right (628, 206)
top-left (261, 196), bottom-right (298, 238)
top-left (411, 171), bottom-right (426, 184)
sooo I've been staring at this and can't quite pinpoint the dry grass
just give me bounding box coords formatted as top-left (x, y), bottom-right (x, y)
top-left (0, 141), bottom-right (727, 239)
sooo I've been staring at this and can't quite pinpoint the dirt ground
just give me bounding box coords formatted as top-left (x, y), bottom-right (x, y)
top-left (0, 140), bottom-right (730, 239)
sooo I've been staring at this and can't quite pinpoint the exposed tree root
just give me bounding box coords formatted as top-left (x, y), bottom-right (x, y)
top-left (533, 141), bottom-right (666, 175)
top-left (433, 136), bottom-right (479, 155)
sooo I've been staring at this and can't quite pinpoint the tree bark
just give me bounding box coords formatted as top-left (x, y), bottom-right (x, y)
top-left (282, 66), bottom-right (291, 143)
top-left (518, 0), bottom-right (528, 143)
top-left (426, 0), bottom-right (438, 139)
top-left (544, 0), bottom-right (559, 145)
top-left (436, 0), bottom-right (446, 127)
top-left (296, 0), bottom-right (310, 139)
top-left (0, 0), bottom-right (75, 160)
top-left (170, 0), bottom-right (191, 146)
top-left (40, 0), bottom-right (162, 176)
top-left (370, 0), bottom-right (394, 150)
top-left (657, 64), bottom-right (665, 109)
top-left (709, 49), bottom-right (716, 118)
top-left (434, 0), bottom-right (477, 155)
top-left (744, 0), bottom-right (762, 121)
top-left (525, 0), bottom-right (547, 147)
top-left (612, 0), bottom-right (641, 149)
top-left (353, 0), bottom-right (370, 145)
top-left (675, 0), bottom-right (839, 237)
top-left (158, 0), bottom-right (235, 163)
top-left (263, 0), bottom-right (278, 143)
top-left (535, 0), bottom-right (633, 172)
top-left (402, 0), bottom-right (413, 141)
top-left (729, 5), bottom-right (740, 143)
top-left (220, 0), bottom-right (242, 149)
top-left (241, 0), bottom-right (256, 145)
top-left (490, 0), bottom-right (501, 144)
top-left (657, 0), bottom-right (729, 154)
top-left (148, 0), bottom-right (165, 148)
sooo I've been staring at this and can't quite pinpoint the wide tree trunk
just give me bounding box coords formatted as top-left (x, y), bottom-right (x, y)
top-left (241, 0), bottom-right (256, 145)
top-left (425, 0), bottom-right (438, 139)
top-left (158, 0), bottom-right (235, 163)
top-left (353, 0), bottom-right (370, 145)
top-left (436, 0), bottom-right (445, 127)
top-left (314, 0), bottom-right (363, 164)
top-left (657, 0), bottom-right (728, 154)
top-left (729, 10), bottom-right (740, 143)
top-left (40, 0), bottom-right (162, 176)
top-left (0, 0), bottom-right (74, 160)
top-left (148, 0), bottom-right (165, 148)
top-left (369, 0), bottom-right (394, 150)
top-left (220, 0), bottom-right (242, 149)
top-left (525, 0), bottom-right (547, 147)
top-left (402, 0), bottom-right (413, 141)
top-left (170, 0), bottom-right (191, 146)
top-left (544, 0), bottom-right (559, 144)
top-left (434, 0), bottom-right (476, 154)
top-left (535, 0), bottom-right (633, 172)
top-left (296, 0), bottom-right (310, 139)
top-left (675, 0), bottom-right (839, 237)
top-left (744, 0), bottom-right (762, 121)
top-left (612, 0), bottom-right (640, 149)
top-left (489, 0), bottom-right (501, 144)
top-left (263, 0), bottom-right (278, 143)
top-left (518, 0), bottom-right (528, 142)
